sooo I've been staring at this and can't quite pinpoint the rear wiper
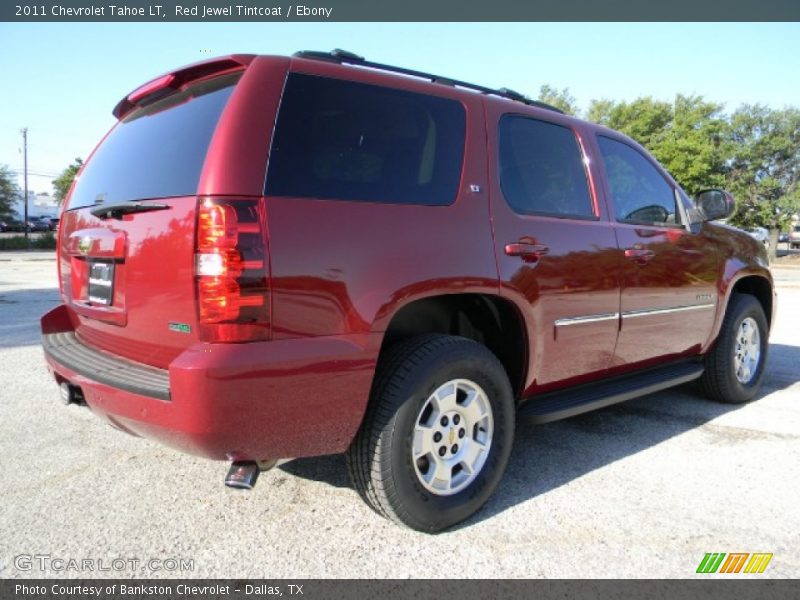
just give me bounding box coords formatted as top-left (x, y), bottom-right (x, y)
top-left (90, 201), bottom-right (171, 219)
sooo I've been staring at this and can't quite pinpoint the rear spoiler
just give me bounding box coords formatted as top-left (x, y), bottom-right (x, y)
top-left (112, 54), bottom-right (256, 120)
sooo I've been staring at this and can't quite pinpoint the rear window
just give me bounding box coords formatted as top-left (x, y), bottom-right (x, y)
top-left (68, 73), bottom-right (240, 209)
top-left (266, 73), bottom-right (466, 205)
top-left (498, 116), bottom-right (594, 218)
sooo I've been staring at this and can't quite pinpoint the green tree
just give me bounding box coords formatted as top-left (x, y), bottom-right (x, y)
top-left (537, 84), bottom-right (579, 116)
top-left (587, 97), bottom-right (672, 148)
top-left (724, 105), bottom-right (800, 245)
top-left (586, 95), bottom-right (727, 195)
top-left (653, 95), bottom-right (727, 195)
top-left (0, 164), bottom-right (20, 219)
top-left (53, 158), bottom-right (83, 205)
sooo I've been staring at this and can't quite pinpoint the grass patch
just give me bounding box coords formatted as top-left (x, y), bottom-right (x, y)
top-left (0, 233), bottom-right (57, 250)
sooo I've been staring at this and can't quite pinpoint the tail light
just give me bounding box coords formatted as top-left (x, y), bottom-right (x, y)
top-left (195, 197), bottom-right (269, 342)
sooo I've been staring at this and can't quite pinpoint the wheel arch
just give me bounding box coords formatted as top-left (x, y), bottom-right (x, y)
top-left (707, 271), bottom-right (775, 352)
top-left (376, 293), bottom-right (529, 399)
top-left (730, 274), bottom-right (774, 329)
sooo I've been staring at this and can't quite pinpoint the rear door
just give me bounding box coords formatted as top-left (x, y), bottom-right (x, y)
top-left (488, 106), bottom-right (621, 393)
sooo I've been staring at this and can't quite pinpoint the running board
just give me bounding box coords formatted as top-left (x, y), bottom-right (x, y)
top-left (518, 361), bottom-right (705, 424)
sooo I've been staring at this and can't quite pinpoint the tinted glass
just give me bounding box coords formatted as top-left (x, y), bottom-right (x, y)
top-left (498, 116), bottom-right (593, 218)
top-left (266, 74), bottom-right (466, 205)
top-left (597, 136), bottom-right (679, 226)
top-left (68, 73), bottom-right (240, 209)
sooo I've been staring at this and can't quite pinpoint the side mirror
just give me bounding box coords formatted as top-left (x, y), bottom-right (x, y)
top-left (694, 189), bottom-right (735, 222)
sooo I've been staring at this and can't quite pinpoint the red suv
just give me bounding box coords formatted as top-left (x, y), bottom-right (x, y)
top-left (42, 50), bottom-right (775, 532)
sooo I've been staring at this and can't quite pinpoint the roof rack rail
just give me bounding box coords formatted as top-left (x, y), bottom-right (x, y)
top-left (293, 49), bottom-right (564, 114)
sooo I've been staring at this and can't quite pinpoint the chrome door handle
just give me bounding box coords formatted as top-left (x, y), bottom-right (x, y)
top-left (624, 246), bottom-right (655, 264)
top-left (505, 242), bottom-right (550, 263)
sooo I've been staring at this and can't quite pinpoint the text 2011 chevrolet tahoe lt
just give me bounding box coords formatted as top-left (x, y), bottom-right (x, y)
top-left (42, 50), bottom-right (775, 532)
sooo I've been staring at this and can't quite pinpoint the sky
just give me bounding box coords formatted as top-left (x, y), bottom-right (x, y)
top-left (1, 22), bottom-right (799, 195)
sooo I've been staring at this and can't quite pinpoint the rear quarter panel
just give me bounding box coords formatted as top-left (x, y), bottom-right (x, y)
top-left (264, 60), bottom-right (500, 340)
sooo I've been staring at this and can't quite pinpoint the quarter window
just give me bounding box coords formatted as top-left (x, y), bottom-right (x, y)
top-left (498, 116), bottom-right (594, 218)
top-left (597, 136), bottom-right (679, 226)
top-left (266, 74), bottom-right (466, 206)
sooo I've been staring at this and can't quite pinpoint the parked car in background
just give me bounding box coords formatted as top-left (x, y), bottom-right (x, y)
top-left (41, 50), bottom-right (776, 532)
top-left (46, 217), bottom-right (60, 231)
top-left (0, 218), bottom-right (27, 232)
top-left (778, 232), bottom-right (789, 243)
top-left (27, 216), bottom-right (52, 232)
top-left (744, 226), bottom-right (770, 247)
top-left (790, 224), bottom-right (800, 249)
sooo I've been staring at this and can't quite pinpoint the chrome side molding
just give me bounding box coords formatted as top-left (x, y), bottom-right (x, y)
top-left (554, 303), bottom-right (716, 329)
top-left (622, 303), bottom-right (716, 319)
top-left (555, 312), bottom-right (620, 327)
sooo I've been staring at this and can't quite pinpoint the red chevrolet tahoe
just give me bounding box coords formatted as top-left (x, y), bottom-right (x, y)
top-left (42, 50), bottom-right (775, 532)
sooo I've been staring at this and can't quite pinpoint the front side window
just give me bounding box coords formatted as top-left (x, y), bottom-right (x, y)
top-left (498, 116), bottom-right (594, 218)
top-left (597, 135), bottom-right (679, 226)
top-left (266, 74), bottom-right (466, 206)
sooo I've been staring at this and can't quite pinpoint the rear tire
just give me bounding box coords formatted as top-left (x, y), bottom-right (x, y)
top-left (700, 294), bottom-right (769, 404)
top-left (346, 335), bottom-right (515, 532)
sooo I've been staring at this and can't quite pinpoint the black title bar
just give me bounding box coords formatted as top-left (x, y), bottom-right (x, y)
top-left (4, 580), bottom-right (800, 600)
top-left (3, 0), bottom-right (800, 22)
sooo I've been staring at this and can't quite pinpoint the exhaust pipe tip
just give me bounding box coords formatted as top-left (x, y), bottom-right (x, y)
top-left (59, 382), bottom-right (72, 405)
top-left (225, 461), bottom-right (260, 490)
top-left (59, 382), bottom-right (85, 406)
top-left (224, 459), bottom-right (278, 490)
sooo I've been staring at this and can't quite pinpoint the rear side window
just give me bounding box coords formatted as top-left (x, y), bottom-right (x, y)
top-left (68, 73), bottom-right (240, 209)
top-left (498, 116), bottom-right (594, 219)
top-left (597, 135), bottom-right (680, 226)
top-left (266, 74), bottom-right (466, 205)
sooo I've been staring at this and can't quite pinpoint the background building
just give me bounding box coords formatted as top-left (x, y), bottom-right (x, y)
top-left (11, 191), bottom-right (60, 220)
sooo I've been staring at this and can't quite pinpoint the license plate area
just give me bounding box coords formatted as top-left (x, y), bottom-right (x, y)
top-left (87, 261), bottom-right (115, 306)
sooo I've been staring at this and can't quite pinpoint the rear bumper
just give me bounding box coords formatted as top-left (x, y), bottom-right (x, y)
top-left (43, 331), bottom-right (170, 400)
top-left (41, 305), bottom-right (380, 460)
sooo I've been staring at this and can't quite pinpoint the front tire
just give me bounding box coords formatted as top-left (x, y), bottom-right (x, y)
top-left (346, 335), bottom-right (515, 532)
top-left (700, 294), bottom-right (769, 404)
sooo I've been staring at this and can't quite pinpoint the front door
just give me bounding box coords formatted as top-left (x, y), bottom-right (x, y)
top-left (595, 134), bottom-right (719, 368)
